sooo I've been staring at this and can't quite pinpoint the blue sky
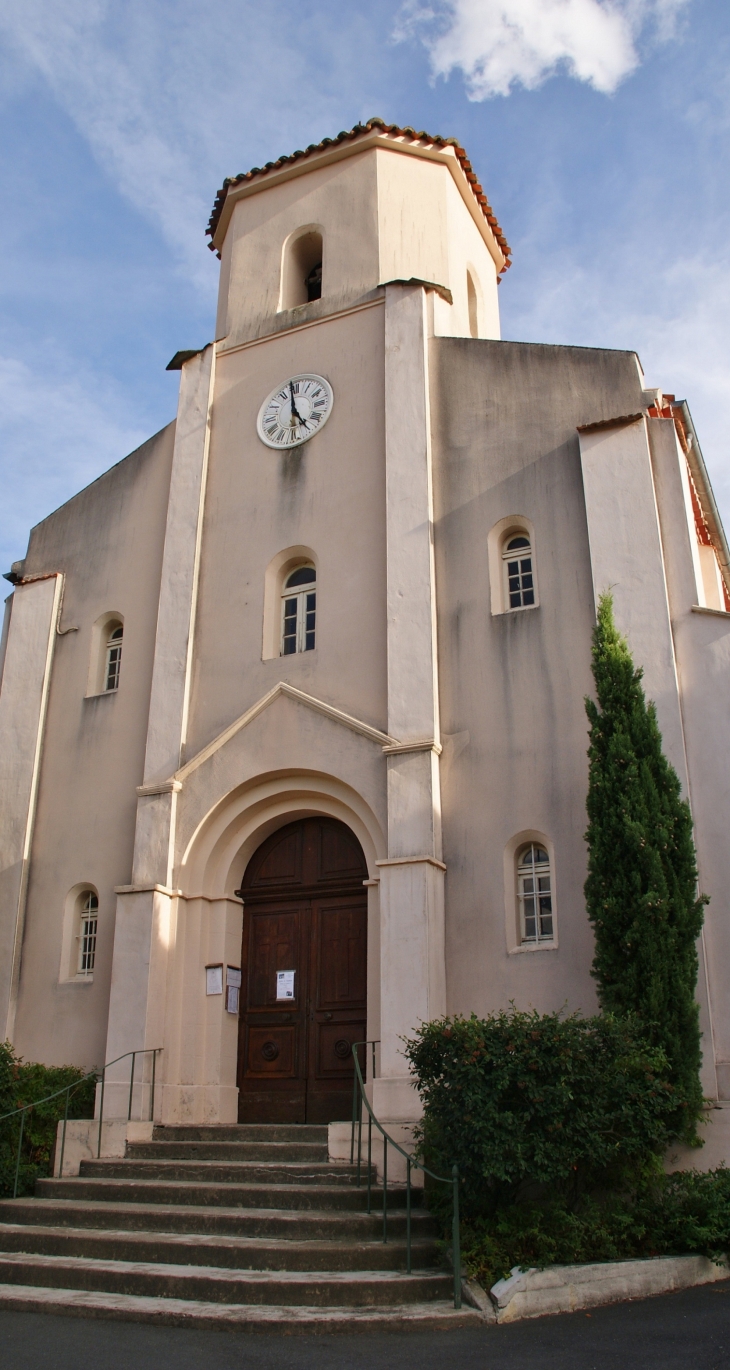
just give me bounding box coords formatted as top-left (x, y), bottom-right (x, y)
top-left (1, 0), bottom-right (729, 572)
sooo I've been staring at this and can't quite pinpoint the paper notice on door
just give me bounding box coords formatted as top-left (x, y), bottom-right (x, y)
top-left (276, 969), bottom-right (295, 1000)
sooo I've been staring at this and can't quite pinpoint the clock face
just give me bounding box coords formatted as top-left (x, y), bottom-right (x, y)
top-left (257, 374), bottom-right (333, 449)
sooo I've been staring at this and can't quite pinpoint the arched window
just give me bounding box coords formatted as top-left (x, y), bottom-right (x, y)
top-left (280, 228), bottom-right (324, 310)
top-left (502, 534), bottom-right (535, 610)
top-left (77, 890), bottom-right (98, 975)
top-left (281, 564), bottom-right (316, 655)
top-left (517, 844), bottom-right (553, 944)
top-left (467, 269), bottom-right (479, 338)
top-left (104, 623), bottom-right (123, 691)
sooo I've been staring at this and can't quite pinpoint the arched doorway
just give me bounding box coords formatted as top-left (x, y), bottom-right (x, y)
top-left (235, 817), bottom-right (368, 1124)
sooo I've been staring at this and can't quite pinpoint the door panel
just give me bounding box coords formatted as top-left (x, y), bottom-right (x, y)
top-left (237, 819), bottom-right (368, 1124)
top-left (307, 896), bottom-right (367, 1124)
top-left (237, 902), bottom-right (308, 1123)
top-left (316, 901), bottom-right (368, 1006)
top-left (246, 1025), bottom-right (296, 1077)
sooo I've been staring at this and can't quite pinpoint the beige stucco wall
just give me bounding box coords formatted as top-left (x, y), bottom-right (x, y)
top-left (8, 425), bottom-right (175, 1070)
top-left (188, 300), bottom-right (388, 757)
top-left (649, 417), bottom-right (730, 1098)
top-left (215, 143), bottom-right (500, 350)
top-left (430, 339), bottom-right (647, 1025)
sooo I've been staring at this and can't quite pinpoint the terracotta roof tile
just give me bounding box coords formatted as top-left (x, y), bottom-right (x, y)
top-left (206, 117), bottom-right (511, 271)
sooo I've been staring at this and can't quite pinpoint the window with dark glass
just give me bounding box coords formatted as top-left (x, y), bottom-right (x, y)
top-left (77, 891), bottom-right (98, 974)
top-left (503, 535), bottom-right (535, 609)
top-left (281, 565), bottom-right (316, 655)
top-left (105, 625), bottom-right (123, 691)
top-left (517, 844), bottom-right (553, 943)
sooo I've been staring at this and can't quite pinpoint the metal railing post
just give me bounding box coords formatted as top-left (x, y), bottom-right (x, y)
top-left (350, 1063), bottom-right (358, 1167)
top-left (97, 1066), bottom-right (106, 1158)
top-left (150, 1049), bottom-right (157, 1123)
top-left (382, 1136), bottom-right (388, 1243)
top-left (59, 1086), bottom-right (71, 1179)
top-left (127, 1052), bottom-right (136, 1121)
top-left (13, 1108), bottom-right (26, 1199)
top-left (452, 1164), bottom-right (461, 1309)
top-left (406, 1156), bottom-right (412, 1274)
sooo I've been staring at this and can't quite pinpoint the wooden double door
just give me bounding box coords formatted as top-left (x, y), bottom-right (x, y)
top-left (236, 818), bottom-right (368, 1124)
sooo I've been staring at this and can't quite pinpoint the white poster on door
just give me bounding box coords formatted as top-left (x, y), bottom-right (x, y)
top-left (276, 969), bottom-right (295, 1000)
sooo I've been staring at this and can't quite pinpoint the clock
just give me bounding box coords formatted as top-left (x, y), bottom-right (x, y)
top-left (257, 373), bottom-right (334, 449)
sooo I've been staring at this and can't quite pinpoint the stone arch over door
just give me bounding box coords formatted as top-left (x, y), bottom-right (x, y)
top-left (235, 816), bottom-right (368, 1124)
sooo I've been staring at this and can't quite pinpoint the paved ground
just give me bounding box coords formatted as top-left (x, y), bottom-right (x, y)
top-left (2, 1281), bottom-right (730, 1370)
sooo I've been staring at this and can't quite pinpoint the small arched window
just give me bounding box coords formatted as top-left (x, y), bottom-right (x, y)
top-left (517, 844), bottom-right (553, 944)
top-left (502, 534), bottom-right (535, 610)
top-left (77, 890), bottom-right (98, 975)
top-left (467, 269), bottom-right (479, 338)
top-left (104, 623), bottom-right (123, 691)
top-left (281, 564), bottom-right (316, 655)
top-left (280, 228), bottom-right (324, 310)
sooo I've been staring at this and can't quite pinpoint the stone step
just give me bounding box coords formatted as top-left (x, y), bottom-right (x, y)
top-left (0, 1223), bottom-right (438, 1272)
top-left (0, 1251), bottom-right (453, 1306)
top-left (153, 1124), bottom-right (330, 1143)
top-left (0, 1283), bottom-right (482, 1331)
top-left (36, 1178), bottom-right (418, 1211)
top-left (79, 1159), bottom-right (367, 1184)
top-left (0, 1198), bottom-right (436, 1241)
top-left (127, 1141), bottom-right (329, 1162)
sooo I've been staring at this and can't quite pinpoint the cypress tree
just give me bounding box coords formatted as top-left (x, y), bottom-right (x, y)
top-left (585, 593), bottom-right (706, 1140)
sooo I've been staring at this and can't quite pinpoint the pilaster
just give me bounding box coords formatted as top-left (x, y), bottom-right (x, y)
top-left (0, 573), bottom-right (63, 1040)
top-left (103, 347), bottom-right (216, 1112)
top-left (377, 286), bottom-right (444, 1122)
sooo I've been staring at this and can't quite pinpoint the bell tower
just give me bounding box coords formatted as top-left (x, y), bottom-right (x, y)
top-left (207, 118), bottom-right (510, 349)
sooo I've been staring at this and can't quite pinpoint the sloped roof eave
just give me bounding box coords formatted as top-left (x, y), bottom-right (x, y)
top-left (206, 118), bottom-right (511, 272)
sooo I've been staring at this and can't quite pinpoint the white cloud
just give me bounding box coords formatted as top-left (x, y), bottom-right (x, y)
top-left (396, 0), bottom-right (690, 99)
top-left (0, 354), bottom-right (148, 569)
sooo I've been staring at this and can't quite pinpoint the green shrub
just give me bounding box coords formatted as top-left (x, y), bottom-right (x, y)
top-left (460, 1170), bottom-right (730, 1289)
top-left (0, 1041), bottom-right (97, 1197)
top-left (405, 1010), bottom-right (730, 1290)
top-left (585, 594), bottom-right (706, 1139)
top-left (405, 1009), bottom-right (677, 1218)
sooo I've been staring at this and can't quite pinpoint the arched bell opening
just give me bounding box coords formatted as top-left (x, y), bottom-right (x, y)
top-left (235, 816), bottom-right (368, 1124)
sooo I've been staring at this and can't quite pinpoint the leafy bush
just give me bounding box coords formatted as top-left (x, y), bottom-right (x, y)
top-left (0, 1041), bottom-right (96, 1197)
top-left (404, 1010), bottom-right (729, 1288)
top-left (585, 594), bottom-right (706, 1139)
top-left (460, 1171), bottom-right (730, 1289)
top-left (405, 1009), bottom-right (678, 1219)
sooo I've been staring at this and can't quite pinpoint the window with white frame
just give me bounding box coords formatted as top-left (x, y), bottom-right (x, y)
top-left (281, 565), bottom-right (316, 655)
top-left (104, 624), bottom-right (123, 691)
top-left (77, 891), bottom-right (98, 975)
top-left (517, 844), bottom-right (553, 943)
top-left (502, 534), bottom-right (535, 610)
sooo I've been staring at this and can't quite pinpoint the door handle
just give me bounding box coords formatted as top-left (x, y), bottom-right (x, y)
top-left (323, 1011), bottom-right (333, 1021)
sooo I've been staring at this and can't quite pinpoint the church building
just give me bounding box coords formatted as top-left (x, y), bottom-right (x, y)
top-left (2, 119), bottom-right (730, 1138)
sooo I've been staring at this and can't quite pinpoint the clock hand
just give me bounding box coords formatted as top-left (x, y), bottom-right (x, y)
top-left (289, 381), bottom-right (304, 425)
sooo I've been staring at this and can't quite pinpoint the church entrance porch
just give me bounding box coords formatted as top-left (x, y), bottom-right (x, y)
top-left (236, 817), bottom-right (368, 1124)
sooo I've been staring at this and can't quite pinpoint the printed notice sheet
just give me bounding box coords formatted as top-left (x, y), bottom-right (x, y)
top-left (276, 970), bottom-right (295, 1000)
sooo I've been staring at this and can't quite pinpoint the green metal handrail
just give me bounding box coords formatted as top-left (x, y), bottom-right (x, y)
top-left (0, 1047), bottom-right (162, 1196)
top-left (350, 1041), bottom-right (461, 1310)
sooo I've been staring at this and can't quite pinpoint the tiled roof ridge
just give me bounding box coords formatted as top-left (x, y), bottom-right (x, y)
top-left (206, 117), bottom-right (511, 271)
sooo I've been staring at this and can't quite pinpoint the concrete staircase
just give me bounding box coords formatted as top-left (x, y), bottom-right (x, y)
top-left (0, 1124), bottom-right (482, 1330)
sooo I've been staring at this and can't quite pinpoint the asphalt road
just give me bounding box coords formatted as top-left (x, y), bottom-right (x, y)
top-left (1, 1282), bottom-right (730, 1370)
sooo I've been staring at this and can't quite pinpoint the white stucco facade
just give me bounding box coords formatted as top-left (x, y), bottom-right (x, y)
top-left (2, 121), bottom-right (729, 1135)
